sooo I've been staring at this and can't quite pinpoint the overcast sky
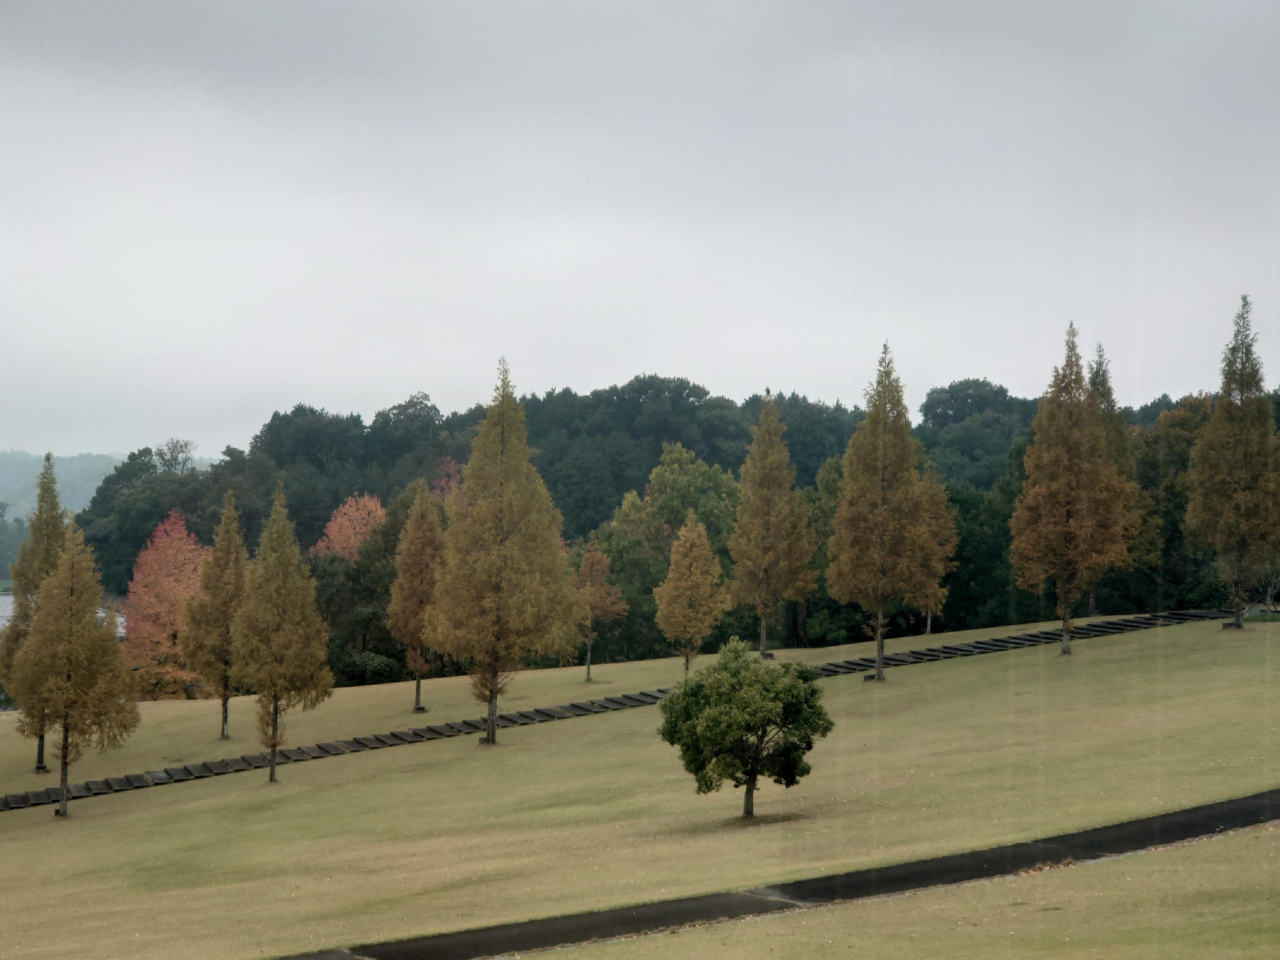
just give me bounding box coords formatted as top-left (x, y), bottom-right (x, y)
top-left (2, 2), bottom-right (1277, 456)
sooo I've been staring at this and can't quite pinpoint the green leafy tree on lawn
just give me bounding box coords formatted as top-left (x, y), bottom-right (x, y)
top-left (659, 639), bottom-right (833, 818)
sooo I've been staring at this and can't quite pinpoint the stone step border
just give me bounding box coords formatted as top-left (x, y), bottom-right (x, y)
top-left (813, 609), bottom-right (1228, 678)
top-left (0, 610), bottom-right (1226, 813)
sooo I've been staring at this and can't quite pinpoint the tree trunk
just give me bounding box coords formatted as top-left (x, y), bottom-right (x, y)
top-left (875, 601), bottom-right (885, 681)
top-left (1061, 615), bottom-right (1071, 655)
top-left (268, 698), bottom-right (279, 783)
top-left (743, 777), bottom-right (756, 818)
top-left (925, 609), bottom-right (932, 635)
top-left (36, 724), bottom-right (48, 774)
top-left (1088, 586), bottom-right (1097, 617)
top-left (1235, 598), bottom-right (1245, 630)
top-left (485, 691), bottom-right (498, 745)
top-left (58, 723), bottom-right (69, 818)
top-left (220, 695), bottom-right (230, 739)
top-left (759, 613), bottom-right (767, 656)
top-left (413, 677), bottom-right (425, 713)
top-left (684, 653), bottom-right (690, 675)
top-left (585, 639), bottom-right (593, 682)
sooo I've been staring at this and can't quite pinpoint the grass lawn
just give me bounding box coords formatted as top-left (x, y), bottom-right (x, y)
top-left (0, 617), bottom-right (1277, 960)
top-left (552, 822), bottom-right (1280, 959)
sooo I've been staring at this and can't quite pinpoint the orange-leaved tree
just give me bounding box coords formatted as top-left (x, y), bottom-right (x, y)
top-left (573, 534), bottom-right (628, 681)
top-left (388, 484), bottom-right (445, 713)
top-left (310, 493), bottom-right (385, 562)
top-left (426, 362), bottom-right (583, 745)
top-left (1187, 295), bottom-right (1280, 628)
top-left (124, 510), bottom-right (210, 699)
top-left (1011, 324), bottom-right (1133, 653)
top-left (827, 345), bottom-right (956, 681)
top-left (728, 400), bottom-right (815, 656)
top-left (183, 491), bottom-right (249, 738)
top-left (655, 512), bottom-right (727, 673)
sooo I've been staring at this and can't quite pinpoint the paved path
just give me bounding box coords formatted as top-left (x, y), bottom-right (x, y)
top-left (292, 786), bottom-right (1280, 960)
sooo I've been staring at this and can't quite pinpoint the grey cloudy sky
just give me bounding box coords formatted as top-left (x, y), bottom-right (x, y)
top-left (2, 1), bottom-right (1277, 456)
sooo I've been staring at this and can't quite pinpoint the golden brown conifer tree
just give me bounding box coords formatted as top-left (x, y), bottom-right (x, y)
top-left (729, 401), bottom-right (816, 655)
top-left (1187, 295), bottom-right (1280, 628)
top-left (827, 346), bottom-right (956, 680)
top-left (426, 362), bottom-right (581, 744)
top-left (388, 486), bottom-right (444, 712)
top-left (655, 512), bottom-right (727, 673)
top-left (10, 525), bottom-right (139, 817)
top-left (1011, 325), bottom-right (1131, 653)
top-left (231, 484), bottom-right (332, 781)
top-left (573, 534), bottom-right (628, 681)
top-left (0, 453), bottom-right (67, 773)
top-left (183, 491), bottom-right (249, 739)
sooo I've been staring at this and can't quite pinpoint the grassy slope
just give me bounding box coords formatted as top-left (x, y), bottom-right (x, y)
top-left (553, 823), bottom-right (1280, 960)
top-left (0, 618), bottom-right (1276, 960)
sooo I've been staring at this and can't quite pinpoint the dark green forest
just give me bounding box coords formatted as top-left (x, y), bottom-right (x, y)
top-left (64, 372), bottom-right (1275, 687)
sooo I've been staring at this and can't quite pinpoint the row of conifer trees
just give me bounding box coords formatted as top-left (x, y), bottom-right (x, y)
top-left (3, 296), bottom-right (1277, 813)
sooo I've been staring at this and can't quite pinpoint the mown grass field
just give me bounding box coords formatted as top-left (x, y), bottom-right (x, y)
top-left (0, 617), bottom-right (1277, 960)
top-left (553, 821), bottom-right (1280, 960)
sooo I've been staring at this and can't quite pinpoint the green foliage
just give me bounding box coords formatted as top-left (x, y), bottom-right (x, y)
top-left (914, 379), bottom-right (1038, 490)
top-left (658, 639), bottom-right (833, 817)
top-left (0, 451), bottom-right (121, 518)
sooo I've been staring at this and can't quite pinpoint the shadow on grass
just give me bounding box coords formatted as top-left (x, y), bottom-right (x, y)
top-left (676, 809), bottom-right (813, 835)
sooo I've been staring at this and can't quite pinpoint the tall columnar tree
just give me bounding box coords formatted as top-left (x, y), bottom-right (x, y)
top-left (0, 453), bottom-right (67, 772)
top-left (1187, 295), bottom-right (1280, 628)
top-left (573, 534), bottom-right (628, 681)
top-left (183, 491), bottom-right (249, 739)
top-left (310, 493), bottom-right (386, 562)
top-left (388, 487), bottom-right (444, 712)
top-left (1011, 325), bottom-right (1132, 653)
top-left (728, 401), bottom-right (816, 655)
top-left (659, 639), bottom-right (833, 819)
top-left (1086, 344), bottom-right (1140, 615)
top-left (9, 525), bottom-right (139, 817)
top-left (654, 512), bottom-right (727, 673)
top-left (426, 362), bottom-right (581, 745)
top-left (231, 484), bottom-right (333, 781)
top-left (827, 346), bottom-right (957, 680)
top-left (124, 510), bottom-right (210, 700)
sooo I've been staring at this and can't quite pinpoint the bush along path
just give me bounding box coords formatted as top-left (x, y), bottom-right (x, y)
top-left (0, 610), bottom-right (1227, 813)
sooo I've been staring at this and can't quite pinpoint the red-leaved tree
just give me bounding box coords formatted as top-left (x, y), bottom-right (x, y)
top-left (124, 511), bottom-right (211, 699)
top-left (310, 493), bottom-right (386, 562)
top-left (432, 457), bottom-right (463, 499)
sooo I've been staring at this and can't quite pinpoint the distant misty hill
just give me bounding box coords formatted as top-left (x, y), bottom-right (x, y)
top-left (0, 451), bottom-right (124, 518)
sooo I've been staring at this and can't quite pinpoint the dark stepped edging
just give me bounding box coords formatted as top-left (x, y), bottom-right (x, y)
top-left (813, 610), bottom-right (1228, 677)
top-left (291, 785), bottom-right (1280, 960)
top-left (0, 612), bottom-right (1227, 812)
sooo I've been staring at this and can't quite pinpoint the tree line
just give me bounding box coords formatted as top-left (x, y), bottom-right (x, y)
top-left (2, 296), bottom-right (1277, 817)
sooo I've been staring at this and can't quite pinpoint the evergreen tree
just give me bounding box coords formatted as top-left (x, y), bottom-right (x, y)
top-left (0, 453), bottom-right (67, 772)
top-left (1187, 295), bottom-right (1280, 628)
top-left (183, 491), bottom-right (249, 739)
top-left (572, 534), bottom-right (628, 681)
top-left (728, 401), bottom-right (815, 655)
top-left (9, 524), bottom-right (139, 817)
top-left (426, 362), bottom-right (581, 744)
top-left (659, 639), bottom-right (833, 818)
top-left (231, 483), bottom-right (332, 781)
top-left (1011, 325), bottom-right (1132, 653)
top-left (1086, 344), bottom-right (1138, 615)
top-left (654, 512), bottom-right (727, 673)
top-left (388, 486), bottom-right (444, 712)
top-left (827, 346), bottom-right (957, 680)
